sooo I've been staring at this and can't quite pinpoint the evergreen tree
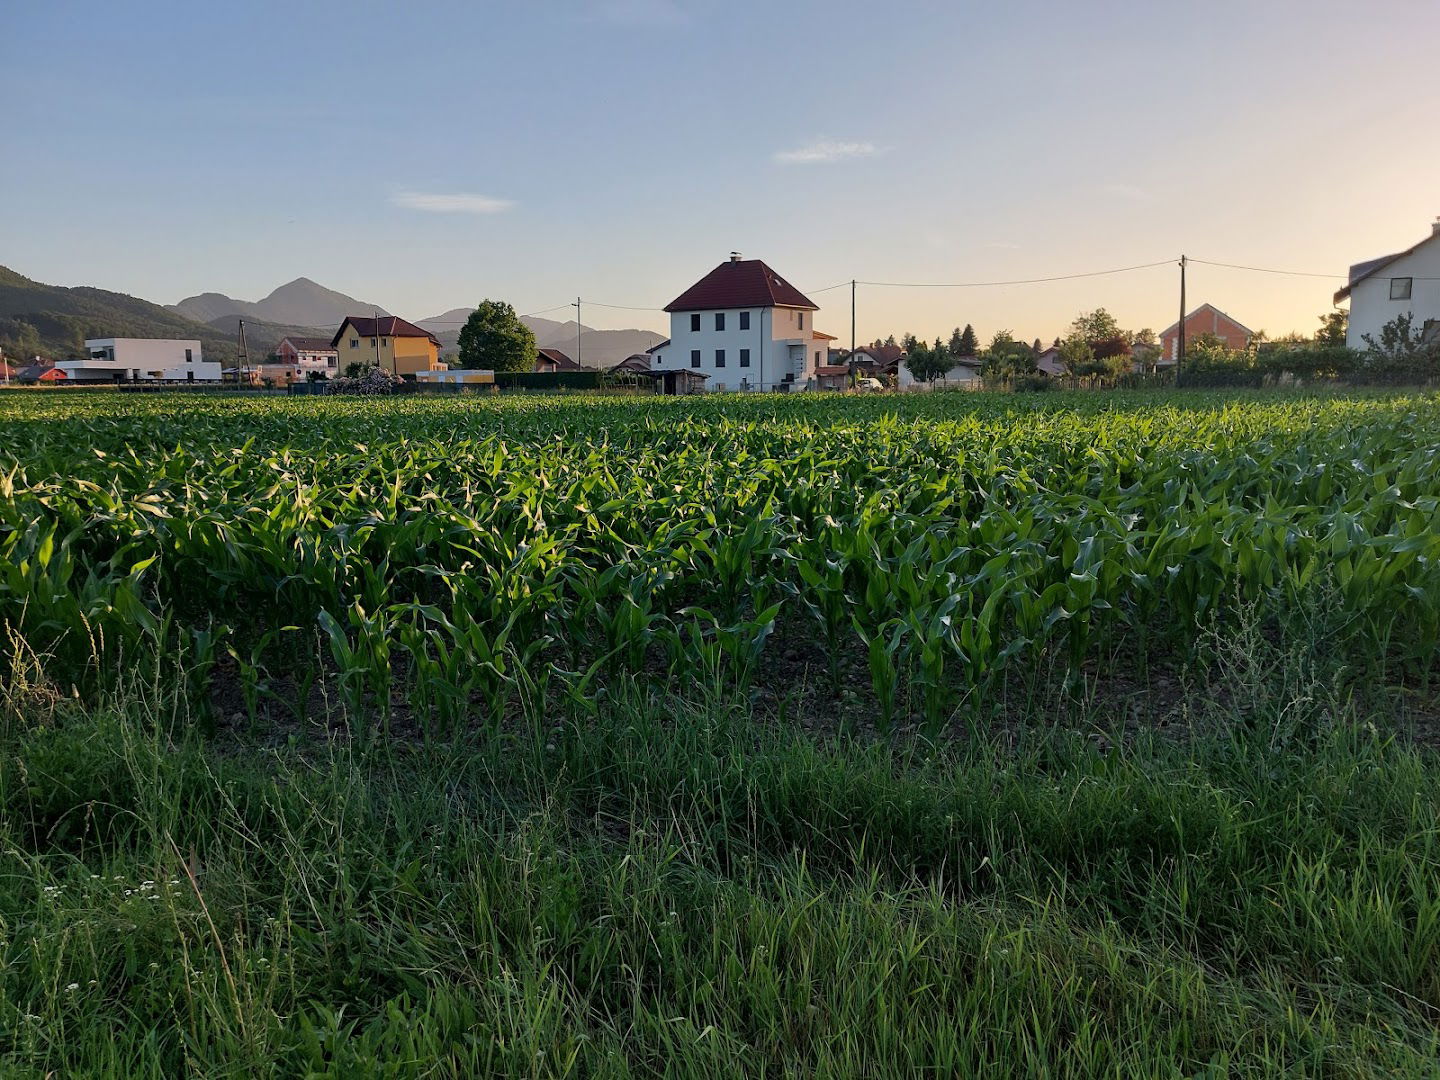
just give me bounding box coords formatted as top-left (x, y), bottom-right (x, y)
top-left (957, 324), bottom-right (980, 356)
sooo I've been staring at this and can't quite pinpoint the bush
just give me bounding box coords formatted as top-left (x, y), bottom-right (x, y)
top-left (326, 367), bottom-right (403, 396)
top-left (1012, 373), bottom-right (1053, 392)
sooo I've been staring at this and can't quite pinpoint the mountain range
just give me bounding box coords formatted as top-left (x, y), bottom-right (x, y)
top-left (0, 268), bottom-right (665, 370)
top-left (169, 278), bottom-right (391, 329)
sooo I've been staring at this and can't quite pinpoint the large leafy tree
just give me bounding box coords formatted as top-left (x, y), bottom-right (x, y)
top-left (457, 300), bottom-right (536, 372)
top-left (1070, 308), bottom-right (1125, 343)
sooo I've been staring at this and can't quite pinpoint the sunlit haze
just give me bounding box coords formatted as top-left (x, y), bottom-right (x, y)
top-left (5, 0), bottom-right (1438, 342)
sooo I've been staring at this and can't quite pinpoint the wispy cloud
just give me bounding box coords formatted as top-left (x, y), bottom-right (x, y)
top-left (578, 0), bottom-right (690, 25)
top-left (774, 138), bottom-right (883, 165)
top-left (391, 191), bottom-right (515, 215)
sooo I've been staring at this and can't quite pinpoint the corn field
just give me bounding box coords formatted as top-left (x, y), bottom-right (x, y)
top-left (3, 390), bottom-right (1440, 732)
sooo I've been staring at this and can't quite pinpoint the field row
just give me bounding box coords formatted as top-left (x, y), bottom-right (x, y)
top-left (3, 391), bottom-right (1440, 730)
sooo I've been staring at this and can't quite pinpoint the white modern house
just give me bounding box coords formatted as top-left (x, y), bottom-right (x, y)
top-left (1335, 217), bottom-right (1440, 349)
top-left (62, 339), bottom-right (221, 382)
top-left (650, 255), bottom-right (829, 392)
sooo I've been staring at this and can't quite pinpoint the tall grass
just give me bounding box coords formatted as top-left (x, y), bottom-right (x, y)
top-left (2, 629), bottom-right (1438, 1077)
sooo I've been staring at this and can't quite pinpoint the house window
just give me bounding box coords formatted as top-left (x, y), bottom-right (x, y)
top-left (370, 338), bottom-right (377, 347)
top-left (350, 339), bottom-right (359, 348)
top-left (797, 312), bottom-right (804, 330)
top-left (381, 338), bottom-right (388, 347)
top-left (184, 348), bottom-right (192, 362)
top-left (1391, 277), bottom-right (1413, 300)
top-left (739, 311), bottom-right (750, 330)
top-left (814, 350), bottom-right (821, 365)
top-left (690, 314), bottom-right (701, 332)
top-left (740, 348), bottom-right (750, 367)
top-left (715, 349), bottom-right (726, 367)
top-left (328, 356), bottom-right (336, 367)
top-left (715, 313), bottom-right (725, 331)
top-left (690, 350), bottom-right (700, 368)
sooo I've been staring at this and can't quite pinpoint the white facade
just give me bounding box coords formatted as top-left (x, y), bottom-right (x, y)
top-left (65, 339), bottom-right (221, 382)
top-left (1341, 221), bottom-right (1440, 350)
top-left (650, 306), bottom-right (827, 392)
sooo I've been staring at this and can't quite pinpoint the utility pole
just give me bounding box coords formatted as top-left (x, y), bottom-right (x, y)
top-left (238, 319), bottom-right (251, 388)
top-left (1177, 255), bottom-right (1188, 370)
top-left (374, 310), bottom-right (385, 373)
top-left (574, 297), bottom-right (582, 368)
top-left (850, 280), bottom-right (857, 387)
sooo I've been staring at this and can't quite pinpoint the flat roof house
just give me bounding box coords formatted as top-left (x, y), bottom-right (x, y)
top-left (649, 255), bottom-right (829, 392)
top-left (60, 339), bottom-right (221, 382)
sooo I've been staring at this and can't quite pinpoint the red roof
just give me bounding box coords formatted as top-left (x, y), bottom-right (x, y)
top-left (814, 365), bottom-right (851, 376)
top-left (331, 316), bottom-right (440, 348)
top-left (665, 259), bottom-right (818, 313)
top-left (536, 348), bottom-right (581, 371)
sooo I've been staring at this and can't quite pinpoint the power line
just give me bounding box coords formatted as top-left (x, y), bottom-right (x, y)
top-left (1188, 258), bottom-right (1347, 280)
top-left (856, 259), bottom-right (1175, 288)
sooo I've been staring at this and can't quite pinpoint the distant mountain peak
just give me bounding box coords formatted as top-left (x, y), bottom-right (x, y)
top-left (169, 277), bottom-right (389, 329)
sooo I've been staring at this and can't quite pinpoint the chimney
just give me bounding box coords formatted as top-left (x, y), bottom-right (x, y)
top-left (729, 251), bottom-right (743, 262)
top-left (1432, 216), bottom-right (1440, 237)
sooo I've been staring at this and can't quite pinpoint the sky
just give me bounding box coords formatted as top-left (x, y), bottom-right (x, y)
top-left (4, 0), bottom-right (1439, 345)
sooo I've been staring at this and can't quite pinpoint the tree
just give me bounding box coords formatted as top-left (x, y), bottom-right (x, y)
top-left (884, 334), bottom-right (898, 348)
top-left (948, 327), bottom-right (964, 357)
top-left (1069, 308), bottom-right (1124, 343)
top-left (457, 300), bottom-right (536, 372)
top-left (931, 337), bottom-right (956, 381)
top-left (957, 324), bottom-right (979, 356)
top-left (1059, 334), bottom-right (1095, 374)
top-left (899, 332), bottom-right (918, 352)
top-left (981, 330), bottom-right (1037, 377)
top-left (903, 340), bottom-right (940, 382)
top-left (1032, 338), bottom-right (1043, 354)
top-left (1316, 310), bottom-right (1347, 346)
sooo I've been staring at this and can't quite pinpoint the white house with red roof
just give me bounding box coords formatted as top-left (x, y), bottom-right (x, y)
top-left (1335, 217), bottom-right (1440, 350)
top-left (650, 254), bottom-right (828, 392)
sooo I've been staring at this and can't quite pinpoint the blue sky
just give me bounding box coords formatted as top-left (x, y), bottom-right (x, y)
top-left (4, 0), bottom-right (1438, 343)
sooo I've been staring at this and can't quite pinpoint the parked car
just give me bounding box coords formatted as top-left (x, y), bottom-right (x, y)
top-left (854, 377), bottom-right (884, 392)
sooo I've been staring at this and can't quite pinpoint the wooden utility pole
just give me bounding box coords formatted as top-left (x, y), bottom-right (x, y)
top-left (1177, 255), bottom-right (1188, 370)
top-left (574, 298), bottom-right (582, 368)
top-left (850, 280), bottom-right (857, 386)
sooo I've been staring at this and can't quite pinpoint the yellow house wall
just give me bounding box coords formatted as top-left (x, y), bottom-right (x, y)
top-left (391, 337), bottom-right (439, 375)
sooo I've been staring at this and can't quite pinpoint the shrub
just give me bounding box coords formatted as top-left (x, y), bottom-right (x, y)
top-left (326, 367), bottom-right (403, 396)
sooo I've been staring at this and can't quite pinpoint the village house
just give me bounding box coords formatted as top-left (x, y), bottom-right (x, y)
top-left (275, 336), bottom-right (339, 375)
top-left (1159, 305), bottom-right (1253, 364)
top-left (649, 254), bottom-right (829, 392)
top-left (535, 348), bottom-right (582, 373)
top-left (331, 316), bottom-right (442, 378)
top-left (1335, 217), bottom-right (1440, 350)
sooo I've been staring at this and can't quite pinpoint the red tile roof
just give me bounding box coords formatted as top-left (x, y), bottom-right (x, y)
top-left (665, 259), bottom-right (819, 313)
top-left (331, 316), bottom-right (440, 348)
top-left (536, 348), bottom-right (581, 370)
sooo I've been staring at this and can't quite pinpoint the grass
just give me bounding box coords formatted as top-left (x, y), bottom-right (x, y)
top-left (4, 387), bottom-right (1440, 1075)
top-left (3, 619), bottom-right (1439, 1077)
